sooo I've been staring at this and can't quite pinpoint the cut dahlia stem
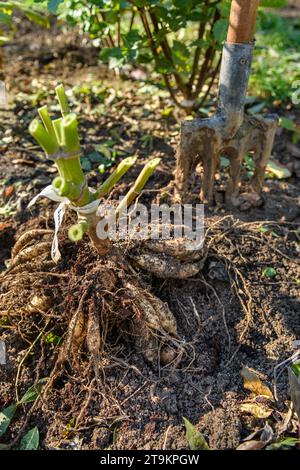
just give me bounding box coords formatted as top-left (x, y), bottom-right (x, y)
top-left (55, 84), bottom-right (70, 117)
top-left (29, 118), bottom-right (59, 156)
top-left (116, 158), bottom-right (161, 215)
top-left (38, 105), bottom-right (56, 141)
top-left (52, 176), bottom-right (70, 196)
top-left (68, 221), bottom-right (90, 242)
top-left (61, 113), bottom-right (80, 153)
top-left (95, 156), bottom-right (137, 198)
top-left (52, 118), bottom-right (63, 145)
top-left (29, 85), bottom-right (160, 258)
top-left (52, 176), bottom-right (82, 200)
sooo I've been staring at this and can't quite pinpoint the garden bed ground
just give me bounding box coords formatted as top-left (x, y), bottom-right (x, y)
top-left (0, 18), bottom-right (299, 450)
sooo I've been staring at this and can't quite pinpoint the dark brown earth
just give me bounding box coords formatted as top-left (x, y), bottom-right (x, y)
top-left (0, 15), bottom-right (299, 451)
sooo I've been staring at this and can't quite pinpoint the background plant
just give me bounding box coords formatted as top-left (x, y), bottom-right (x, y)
top-left (28, 0), bottom-right (291, 111)
top-left (0, 0), bottom-right (49, 44)
top-left (0, 378), bottom-right (46, 450)
top-left (250, 9), bottom-right (300, 104)
top-left (32, 0), bottom-right (226, 111)
top-left (0, 0), bottom-right (49, 71)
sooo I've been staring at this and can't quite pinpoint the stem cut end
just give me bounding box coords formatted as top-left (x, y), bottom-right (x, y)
top-left (56, 84), bottom-right (70, 117)
top-left (52, 176), bottom-right (69, 196)
top-left (68, 222), bottom-right (89, 242)
top-left (29, 118), bottom-right (59, 156)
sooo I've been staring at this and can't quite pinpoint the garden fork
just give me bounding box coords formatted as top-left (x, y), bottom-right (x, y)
top-left (175, 0), bottom-right (279, 209)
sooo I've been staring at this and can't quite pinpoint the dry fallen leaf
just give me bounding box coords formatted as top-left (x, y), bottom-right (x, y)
top-left (240, 402), bottom-right (273, 419)
top-left (4, 185), bottom-right (14, 199)
top-left (236, 440), bottom-right (265, 451)
top-left (261, 422), bottom-right (274, 443)
top-left (288, 367), bottom-right (300, 421)
top-left (0, 222), bottom-right (11, 232)
top-left (241, 367), bottom-right (273, 400)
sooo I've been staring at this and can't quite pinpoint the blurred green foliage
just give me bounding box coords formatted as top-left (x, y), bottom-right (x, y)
top-left (251, 11), bottom-right (300, 103)
top-left (17, 1), bottom-right (300, 109)
top-left (0, 0), bottom-right (49, 44)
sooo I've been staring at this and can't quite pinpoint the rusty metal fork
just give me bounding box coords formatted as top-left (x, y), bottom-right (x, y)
top-left (175, 0), bottom-right (279, 210)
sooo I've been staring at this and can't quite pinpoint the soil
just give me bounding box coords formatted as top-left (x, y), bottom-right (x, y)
top-left (0, 13), bottom-right (299, 451)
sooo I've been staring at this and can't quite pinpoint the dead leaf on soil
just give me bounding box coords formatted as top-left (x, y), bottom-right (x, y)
top-left (241, 367), bottom-right (273, 400)
top-left (236, 440), bottom-right (265, 451)
top-left (4, 185), bottom-right (14, 198)
top-left (261, 422), bottom-right (274, 443)
top-left (240, 402), bottom-right (273, 419)
top-left (0, 222), bottom-right (12, 232)
top-left (288, 366), bottom-right (300, 421)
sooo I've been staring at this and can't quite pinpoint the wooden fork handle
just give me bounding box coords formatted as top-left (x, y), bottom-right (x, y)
top-left (227, 0), bottom-right (260, 44)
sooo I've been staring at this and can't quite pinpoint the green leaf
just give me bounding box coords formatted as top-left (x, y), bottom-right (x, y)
top-left (0, 11), bottom-right (12, 26)
top-left (260, 0), bottom-right (287, 7)
top-left (153, 5), bottom-right (169, 22)
top-left (262, 267), bottom-right (277, 278)
top-left (19, 378), bottom-right (48, 405)
top-left (266, 437), bottom-right (299, 450)
top-left (280, 117), bottom-right (298, 132)
top-left (122, 29), bottom-right (143, 48)
top-left (99, 47), bottom-right (123, 63)
top-left (95, 144), bottom-right (114, 159)
top-left (213, 19), bottom-right (228, 42)
top-left (160, 106), bottom-right (174, 118)
top-left (0, 2), bottom-right (13, 9)
top-left (80, 157), bottom-right (92, 172)
top-left (44, 331), bottom-right (61, 345)
top-left (24, 10), bottom-right (50, 28)
top-left (259, 226), bottom-right (279, 237)
top-left (290, 362), bottom-right (300, 378)
top-left (265, 159), bottom-right (292, 180)
top-left (183, 417), bottom-right (210, 450)
top-left (172, 40), bottom-right (189, 65)
top-left (154, 55), bottom-right (174, 74)
top-left (247, 102), bottom-right (266, 115)
top-left (19, 426), bottom-right (39, 450)
top-left (48, 0), bottom-right (64, 14)
top-left (217, 1), bottom-right (231, 17)
top-left (191, 39), bottom-right (210, 48)
top-left (87, 148), bottom-right (114, 173)
top-left (0, 404), bottom-right (17, 438)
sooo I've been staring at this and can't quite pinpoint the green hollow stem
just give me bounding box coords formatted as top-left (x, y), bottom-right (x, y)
top-left (52, 176), bottom-right (83, 199)
top-left (61, 113), bottom-right (80, 153)
top-left (53, 112), bottom-right (91, 205)
top-left (56, 84), bottom-right (70, 117)
top-left (53, 118), bottom-right (63, 145)
top-left (95, 156), bottom-right (137, 198)
top-left (55, 157), bottom-right (83, 185)
top-left (52, 176), bottom-right (70, 196)
top-left (29, 118), bottom-right (59, 156)
top-left (68, 221), bottom-right (90, 242)
top-left (38, 105), bottom-right (56, 141)
top-left (116, 158), bottom-right (161, 215)
top-left (53, 159), bottom-right (91, 206)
